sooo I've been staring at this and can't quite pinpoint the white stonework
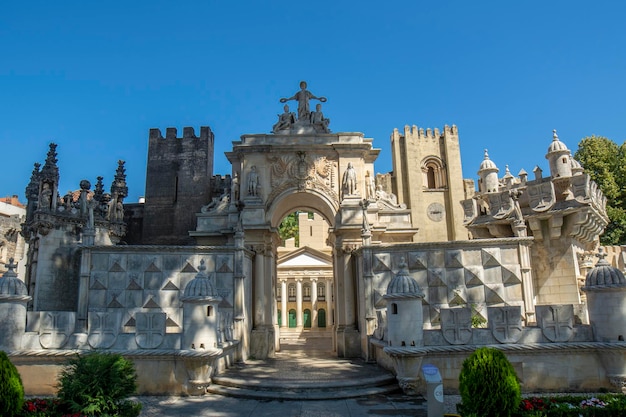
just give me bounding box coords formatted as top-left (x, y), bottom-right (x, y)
top-left (5, 82), bottom-right (623, 396)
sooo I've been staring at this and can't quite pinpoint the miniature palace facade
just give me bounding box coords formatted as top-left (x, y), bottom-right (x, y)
top-left (2, 81), bottom-right (626, 396)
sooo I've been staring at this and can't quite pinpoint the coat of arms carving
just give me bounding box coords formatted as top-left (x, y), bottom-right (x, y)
top-left (527, 182), bottom-right (556, 212)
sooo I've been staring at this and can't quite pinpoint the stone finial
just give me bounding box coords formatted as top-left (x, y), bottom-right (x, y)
top-left (3, 258), bottom-right (18, 278)
top-left (93, 176), bottom-right (104, 202)
top-left (40, 143), bottom-right (59, 183)
top-left (111, 160), bottom-right (128, 199)
top-left (553, 129), bottom-right (559, 141)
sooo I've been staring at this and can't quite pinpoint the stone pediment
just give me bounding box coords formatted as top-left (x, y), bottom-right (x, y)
top-left (278, 246), bottom-right (332, 267)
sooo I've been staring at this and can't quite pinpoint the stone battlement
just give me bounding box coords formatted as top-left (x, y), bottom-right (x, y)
top-left (395, 124), bottom-right (458, 140)
top-left (149, 126), bottom-right (213, 141)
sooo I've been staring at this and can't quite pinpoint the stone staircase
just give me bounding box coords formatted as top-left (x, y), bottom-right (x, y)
top-left (207, 335), bottom-right (400, 400)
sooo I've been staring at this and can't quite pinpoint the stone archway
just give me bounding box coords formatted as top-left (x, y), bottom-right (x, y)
top-left (267, 189), bottom-right (338, 356)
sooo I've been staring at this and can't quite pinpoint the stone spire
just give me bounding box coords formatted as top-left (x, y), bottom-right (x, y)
top-left (40, 143), bottom-right (59, 184)
top-left (110, 160), bottom-right (128, 200)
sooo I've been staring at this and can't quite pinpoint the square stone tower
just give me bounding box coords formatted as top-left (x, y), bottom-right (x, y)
top-left (142, 126), bottom-right (214, 245)
top-left (390, 125), bottom-right (468, 242)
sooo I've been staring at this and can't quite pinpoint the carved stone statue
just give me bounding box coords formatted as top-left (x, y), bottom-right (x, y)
top-left (310, 103), bottom-right (330, 133)
top-left (247, 166), bottom-right (259, 197)
top-left (342, 163), bottom-right (357, 196)
top-left (232, 172), bottom-right (240, 201)
top-left (365, 171), bottom-right (376, 200)
top-left (39, 183), bottom-right (52, 211)
top-left (272, 105), bottom-right (296, 133)
top-left (280, 81), bottom-right (327, 122)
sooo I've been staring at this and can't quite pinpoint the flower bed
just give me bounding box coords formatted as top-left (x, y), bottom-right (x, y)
top-left (515, 393), bottom-right (626, 416)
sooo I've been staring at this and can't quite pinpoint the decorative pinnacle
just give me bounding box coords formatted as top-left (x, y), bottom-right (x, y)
top-left (198, 259), bottom-right (207, 274)
top-left (483, 149), bottom-right (489, 160)
top-left (595, 247), bottom-right (609, 265)
top-left (398, 256), bottom-right (407, 270)
top-left (553, 129), bottom-right (559, 141)
top-left (3, 257), bottom-right (18, 278)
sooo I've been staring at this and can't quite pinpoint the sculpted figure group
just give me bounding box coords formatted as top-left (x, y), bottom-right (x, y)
top-left (273, 81), bottom-right (330, 133)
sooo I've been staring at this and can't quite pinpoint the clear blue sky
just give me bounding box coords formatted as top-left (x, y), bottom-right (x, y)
top-left (2, 1), bottom-right (624, 203)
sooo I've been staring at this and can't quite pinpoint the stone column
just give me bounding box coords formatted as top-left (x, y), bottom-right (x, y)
top-left (254, 250), bottom-right (265, 326)
top-left (233, 228), bottom-right (246, 357)
top-left (280, 279), bottom-right (287, 328)
top-left (311, 277), bottom-right (318, 329)
top-left (296, 278), bottom-right (303, 328)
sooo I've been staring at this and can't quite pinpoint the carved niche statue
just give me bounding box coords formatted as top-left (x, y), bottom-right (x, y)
top-left (342, 163), bottom-right (358, 197)
top-left (247, 166), bottom-right (260, 197)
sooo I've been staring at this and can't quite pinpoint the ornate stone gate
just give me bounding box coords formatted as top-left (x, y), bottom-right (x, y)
top-left (193, 82), bottom-right (416, 359)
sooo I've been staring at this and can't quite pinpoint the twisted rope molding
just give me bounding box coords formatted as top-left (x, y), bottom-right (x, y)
top-left (381, 342), bottom-right (626, 356)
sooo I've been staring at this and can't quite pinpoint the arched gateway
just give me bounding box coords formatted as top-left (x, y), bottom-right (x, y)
top-left (192, 82), bottom-right (417, 359)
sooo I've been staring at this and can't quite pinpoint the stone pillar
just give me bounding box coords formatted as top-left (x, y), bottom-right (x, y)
top-left (296, 278), bottom-right (303, 328)
top-left (76, 248), bottom-right (92, 332)
top-left (254, 250), bottom-right (265, 326)
top-left (311, 278), bottom-right (318, 329)
top-left (233, 228), bottom-right (246, 360)
top-left (280, 279), bottom-right (287, 329)
top-left (335, 244), bottom-right (360, 357)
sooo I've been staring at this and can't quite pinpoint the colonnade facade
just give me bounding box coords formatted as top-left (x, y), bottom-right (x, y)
top-left (277, 276), bottom-right (334, 330)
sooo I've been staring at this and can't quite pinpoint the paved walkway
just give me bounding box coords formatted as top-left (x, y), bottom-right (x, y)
top-left (137, 394), bottom-right (432, 417)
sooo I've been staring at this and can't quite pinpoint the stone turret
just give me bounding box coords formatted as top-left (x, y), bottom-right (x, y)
top-left (383, 258), bottom-right (424, 348)
top-left (477, 149), bottom-right (499, 193)
top-left (0, 258), bottom-right (31, 350)
top-left (546, 130), bottom-right (573, 179)
top-left (181, 260), bottom-right (221, 350)
top-left (582, 248), bottom-right (626, 342)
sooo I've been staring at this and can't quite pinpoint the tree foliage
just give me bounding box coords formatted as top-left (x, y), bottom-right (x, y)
top-left (279, 212), bottom-right (299, 246)
top-left (574, 135), bottom-right (626, 245)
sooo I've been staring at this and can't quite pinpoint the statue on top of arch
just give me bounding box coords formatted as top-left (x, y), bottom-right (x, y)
top-left (273, 81), bottom-right (331, 134)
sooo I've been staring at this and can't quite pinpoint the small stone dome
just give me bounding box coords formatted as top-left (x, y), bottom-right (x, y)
top-left (547, 130), bottom-right (570, 154)
top-left (385, 258), bottom-right (423, 297)
top-left (182, 260), bottom-right (218, 298)
top-left (584, 249), bottom-right (626, 288)
top-left (571, 158), bottom-right (584, 174)
top-left (0, 258), bottom-right (28, 296)
top-left (478, 149), bottom-right (498, 173)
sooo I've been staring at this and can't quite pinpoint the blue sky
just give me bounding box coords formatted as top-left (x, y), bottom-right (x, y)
top-left (1, 1), bottom-right (624, 203)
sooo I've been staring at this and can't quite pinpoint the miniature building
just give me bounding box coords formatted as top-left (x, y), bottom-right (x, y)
top-left (7, 81), bottom-right (626, 396)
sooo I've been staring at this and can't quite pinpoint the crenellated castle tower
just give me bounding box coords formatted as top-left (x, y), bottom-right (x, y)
top-left (142, 126), bottom-right (215, 245)
top-left (390, 124), bottom-right (468, 242)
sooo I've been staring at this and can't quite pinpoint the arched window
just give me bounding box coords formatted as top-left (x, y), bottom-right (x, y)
top-left (318, 283), bottom-right (326, 301)
top-left (288, 284), bottom-right (296, 301)
top-left (303, 284), bottom-right (311, 301)
top-left (421, 157), bottom-right (446, 189)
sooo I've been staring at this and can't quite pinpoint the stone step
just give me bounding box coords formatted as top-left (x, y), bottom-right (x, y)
top-left (207, 375), bottom-right (401, 401)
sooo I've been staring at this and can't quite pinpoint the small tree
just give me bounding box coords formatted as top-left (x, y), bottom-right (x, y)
top-left (57, 352), bottom-right (141, 417)
top-left (458, 347), bottom-right (521, 417)
top-left (0, 351), bottom-right (24, 417)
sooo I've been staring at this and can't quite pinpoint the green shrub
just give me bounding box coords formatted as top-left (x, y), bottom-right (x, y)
top-left (57, 352), bottom-right (141, 417)
top-left (458, 347), bottom-right (521, 417)
top-left (0, 351), bottom-right (24, 417)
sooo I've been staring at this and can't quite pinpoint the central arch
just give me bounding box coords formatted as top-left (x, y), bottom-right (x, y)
top-left (268, 188), bottom-right (338, 354)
